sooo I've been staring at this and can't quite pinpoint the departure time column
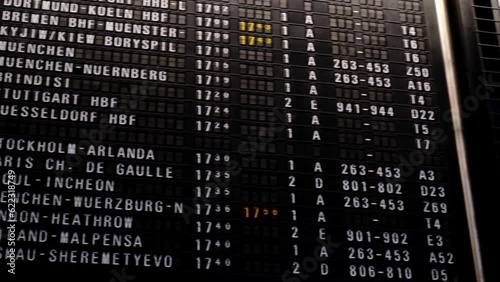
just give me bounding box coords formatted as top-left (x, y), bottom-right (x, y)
top-left (190, 0), bottom-right (233, 273)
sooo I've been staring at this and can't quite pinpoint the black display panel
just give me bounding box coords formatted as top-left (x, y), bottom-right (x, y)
top-left (0, 0), bottom-right (477, 281)
top-left (448, 0), bottom-right (499, 281)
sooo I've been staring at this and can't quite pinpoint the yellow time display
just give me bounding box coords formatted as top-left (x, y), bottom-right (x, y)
top-left (239, 36), bottom-right (273, 47)
top-left (243, 207), bottom-right (278, 219)
top-left (239, 21), bottom-right (272, 33)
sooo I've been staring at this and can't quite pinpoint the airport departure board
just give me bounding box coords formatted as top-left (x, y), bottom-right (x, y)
top-left (0, 0), bottom-right (477, 281)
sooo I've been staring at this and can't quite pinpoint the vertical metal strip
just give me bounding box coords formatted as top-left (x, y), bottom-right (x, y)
top-left (434, 1), bottom-right (484, 281)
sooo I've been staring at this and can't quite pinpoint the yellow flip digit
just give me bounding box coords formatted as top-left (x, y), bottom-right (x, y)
top-left (240, 35), bottom-right (247, 45)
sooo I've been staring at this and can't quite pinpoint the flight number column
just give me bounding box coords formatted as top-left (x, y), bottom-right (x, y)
top-left (327, 0), bottom-right (418, 280)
